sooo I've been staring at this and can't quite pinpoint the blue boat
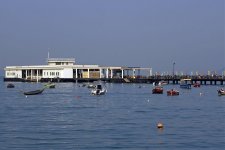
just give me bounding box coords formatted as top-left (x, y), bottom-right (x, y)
top-left (180, 79), bottom-right (192, 89)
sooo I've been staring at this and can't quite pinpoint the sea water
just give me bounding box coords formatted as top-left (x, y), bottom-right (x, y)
top-left (0, 78), bottom-right (224, 150)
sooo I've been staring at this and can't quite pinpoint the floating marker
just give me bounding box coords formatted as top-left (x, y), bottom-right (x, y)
top-left (157, 122), bottom-right (164, 129)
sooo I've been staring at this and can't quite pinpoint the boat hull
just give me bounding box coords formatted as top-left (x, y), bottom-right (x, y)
top-left (152, 86), bottom-right (163, 94)
top-left (7, 83), bottom-right (15, 88)
top-left (167, 90), bottom-right (179, 96)
top-left (180, 84), bottom-right (191, 89)
top-left (218, 90), bottom-right (225, 96)
top-left (23, 89), bottom-right (45, 95)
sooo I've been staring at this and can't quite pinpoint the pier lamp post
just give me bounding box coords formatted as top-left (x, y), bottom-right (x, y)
top-left (172, 62), bottom-right (175, 77)
top-left (172, 62), bottom-right (175, 84)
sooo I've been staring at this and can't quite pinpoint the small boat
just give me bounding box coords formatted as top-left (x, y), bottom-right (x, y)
top-left (153, 81), bottom-right (168, 86)
top-left (7, 83), bottom-right (15, 88)
top-left (87, 84), bottom-right (96, 88)
top-left (217, 88), bottom-right (225, 96)
top-left (193, 82), bottom-right (201, 88)
top-left (180, 79), bottom-right (191, 89)
top-left (159, 81), bottom-right (168, 86)
top-left (152, 86), bottom-right (163, 94)
top-left (167, 89), bottom-right (179, 96)
top-left (91, 84), bottom-right (107, 95)
top-left (44, 83), bottom-right (55, 88)
top-left (23, 88), bottom-right (45, 95)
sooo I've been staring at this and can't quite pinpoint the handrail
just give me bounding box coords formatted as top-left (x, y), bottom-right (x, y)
top-left (47, 58), bottom-right (75, 62)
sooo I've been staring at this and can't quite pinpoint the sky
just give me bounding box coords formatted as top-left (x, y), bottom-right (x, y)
top-left (0, 0), bottom-right (224, 75)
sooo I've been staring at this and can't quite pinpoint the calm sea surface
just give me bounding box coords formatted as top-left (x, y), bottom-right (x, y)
top-left (0, 78), bottom-right (224, 150)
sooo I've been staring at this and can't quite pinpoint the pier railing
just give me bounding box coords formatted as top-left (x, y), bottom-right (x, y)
top-left (148, 75), bottom-right (225, 80)
top-left (4, 75), bottom-right (225, 85)
top-left (47, 58), bottom-right (75, 62)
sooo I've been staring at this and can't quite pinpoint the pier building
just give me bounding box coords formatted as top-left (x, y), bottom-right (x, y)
top-left (4, 57), bottom-right (152, 82)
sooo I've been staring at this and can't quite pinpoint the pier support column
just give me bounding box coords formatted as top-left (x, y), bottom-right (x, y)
top-left (37, 69), bottom-right (39, 82)
top-left (31, 70), bottom-right (33, 81)
top-left (110, 69), bottom-right (113, 78)
top-left (133, 69), bottom-right (136, 78)
top-left (75, 69), bottom-right (78, 78)
top-left (26, 70), bottom-right (28, 79)
top-left (121, 69), bottom-right (124, 79)
top-left (106, 69), bottom-right (109, 78)
top-left (100, 69), bottom-right (102, 78)
top-left (87, 69), bottom-right (90, 78)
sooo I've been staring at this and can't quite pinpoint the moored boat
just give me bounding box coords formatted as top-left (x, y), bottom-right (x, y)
top-left (7, 83), bottom-right (15, 88)
top-left (91, 84), bottom-right (107, 95)
top-left (153, 81), bottom-right (168, 86)
top-left (217, 88), bottom-right (225, 96)
top-left (193, 82), bottom-right (201, 88)
top-left (152, 86), bottom-right (163, 94)
top-left (23, 88), bottom-right (45, 95)
top-left (159, 81), bottom-right (168, 86)
top-left (44, 83), bottom-right (55, 88)
top-left (167, 89), bottom-right (179, 96)
top-left (180, 79), bottom-right (191, 89)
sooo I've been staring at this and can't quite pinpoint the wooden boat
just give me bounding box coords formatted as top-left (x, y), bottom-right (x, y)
top-left (23, 88), bottom-right (45, 95)
top-left (91, 84), bottom-right (106, 95)
top-left (44, 83), bottom-right (55, 88)
top-left (180, 79), bottom-right (191, 89)
top-left (218, 89), bottom-right (225, 96)
top-left (7, 83), bottom-right (15, 88)
top-left (152, 86), bottom-right (163, 94)
top-left (193, 82), bottom-right (201, 88)
top-left (167, 89), bottom-right (179, 96)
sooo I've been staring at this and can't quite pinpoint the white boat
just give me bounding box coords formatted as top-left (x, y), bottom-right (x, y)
top-left (91, 84), bottom-right (107, 95)
top-left (153, 81), bottom-right (168, 86)
top-left (218, 88), bottom-right (225, 96)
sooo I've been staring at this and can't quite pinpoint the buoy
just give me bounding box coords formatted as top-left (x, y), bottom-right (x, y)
top-left (157, 122), bottom-right (164, 129)
top-left (200, 92), bottom-right (203, 96)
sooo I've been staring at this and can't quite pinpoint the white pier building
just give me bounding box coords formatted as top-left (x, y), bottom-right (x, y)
top-left (4, 57), bottom-right (152, 82)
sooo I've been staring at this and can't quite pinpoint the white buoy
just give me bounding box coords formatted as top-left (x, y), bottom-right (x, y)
top-left (157, 122), bottom-right (164, 129)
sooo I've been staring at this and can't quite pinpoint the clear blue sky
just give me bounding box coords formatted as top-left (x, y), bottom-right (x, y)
top-left (0, 0), bottom-right (224, 75)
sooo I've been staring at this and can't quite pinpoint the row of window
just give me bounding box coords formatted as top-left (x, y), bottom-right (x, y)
top-left (55, 62), bottom-right (70, 65)
top-left (7, 72), bottom-right (16, 76)
top-left (44, 72), bottom-right (60, 76)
